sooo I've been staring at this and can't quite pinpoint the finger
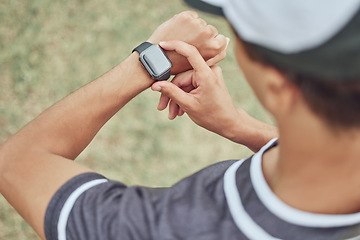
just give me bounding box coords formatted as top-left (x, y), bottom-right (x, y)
top-left (155, 71), bottom-right (195, 112)
top-left (170, 68), bottom-right (199, 90)
top-left (169, 100), bottom-right (180, 120)
top-left (217, 35), bottom-right (230, 52)
top-left (205, 34), bottom-right (228, 57)
top-left (152, 80), bottom-right (194, 111)
top-left (206, 37), bottom-right (229, 66)
top-left (206, 50), bottom-right (226, 66)
top-left (193, 18), bottom-right (207, 27)
top-left (170, 70), bottom-right (194, 89)
top-left (178, 108), bottom-right (185, 117)
top-left (157, 93), bottom-right (170, 111)
top-left (210, 65), bottom-right (223, 76)
top-left (160, 41), bottom-right (210, 73)
top-left (182, 10), bottom-right (198, 19)
top-left (194, 17), bottom-right (207, 27)
top-left (204, 24), bottom-right (218, 38)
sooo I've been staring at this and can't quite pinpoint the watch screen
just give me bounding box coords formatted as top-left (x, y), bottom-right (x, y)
top-left (143, 45), bottom-right (172, 77)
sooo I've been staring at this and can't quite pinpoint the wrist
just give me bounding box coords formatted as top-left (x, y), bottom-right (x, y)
top-left (224, 109), bottom-right (278, 152)
top-left (116, 51), bottom-right (155, 91)
top-left (100, 52), bottom-right (155, 108)
top-left (221, 109), bottom-right (246, 143)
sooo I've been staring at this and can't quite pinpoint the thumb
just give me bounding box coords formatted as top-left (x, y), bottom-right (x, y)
top-left (151, 81), bottom-right (192, 110)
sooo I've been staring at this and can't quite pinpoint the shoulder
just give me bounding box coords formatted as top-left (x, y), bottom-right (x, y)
top-left (44, 160), bottom-right (244, 240)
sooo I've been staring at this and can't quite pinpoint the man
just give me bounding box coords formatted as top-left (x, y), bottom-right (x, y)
top-left (151, 0), bottom-right (360, 239)
top-left (2, 1), bottom-right (360, 240)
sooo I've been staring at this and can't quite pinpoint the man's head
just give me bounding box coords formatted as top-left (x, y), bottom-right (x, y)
top-left (184, 0), bottom-right (360, 130)
top-left (236, 36), bottom-right (360, 130)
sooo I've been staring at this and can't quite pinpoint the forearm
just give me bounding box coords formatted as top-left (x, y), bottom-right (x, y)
top-left (0, 52), bottom-right (153, 238)
top-left (2, 52), bottom-right (152, 160)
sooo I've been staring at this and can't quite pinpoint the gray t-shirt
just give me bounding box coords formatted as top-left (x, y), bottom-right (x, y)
top-left (44, 139), bottom-right (360, 239)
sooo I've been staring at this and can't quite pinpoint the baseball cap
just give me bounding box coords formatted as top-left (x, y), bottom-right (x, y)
top-left (184, 0), bottom-right (360, 81)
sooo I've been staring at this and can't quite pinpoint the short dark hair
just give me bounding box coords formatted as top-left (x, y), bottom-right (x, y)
top-left (239, 37), bottom-right (360, 129)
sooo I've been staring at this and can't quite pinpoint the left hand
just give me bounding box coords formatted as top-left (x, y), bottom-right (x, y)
top-left (147, 11), bottom-right (229, 74)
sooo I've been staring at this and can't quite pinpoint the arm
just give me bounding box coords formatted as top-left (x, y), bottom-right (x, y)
top-left (0, 50), bottom-right (151, 240)
top-left (0, 11), bottom-right (227, 239)
top-left (225, 109), bottom-right (278, 152)
top-left (151, 41), bottom-right (278, 152)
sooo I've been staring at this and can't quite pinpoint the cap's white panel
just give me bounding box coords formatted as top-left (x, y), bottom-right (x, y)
top-left (224, 0), bottom-right (360, 53)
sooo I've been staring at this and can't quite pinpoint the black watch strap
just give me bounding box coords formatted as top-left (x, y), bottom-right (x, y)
top-left (159, 69), bottom-right (171, 81)
top-left (132, 42), bottom-right (152, 54)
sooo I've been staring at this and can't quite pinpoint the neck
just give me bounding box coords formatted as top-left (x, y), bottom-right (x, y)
top-left (263, 114), bottom-right (360, 214)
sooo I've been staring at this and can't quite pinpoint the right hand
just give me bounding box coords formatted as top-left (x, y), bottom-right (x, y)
top-left (151, 40), bottom-right (239, 140)
top-left (151, 41), bottom-right (278, 152)
top-left (147, 11), bottom-right (229, 74)
top-left (152, 40), bottom-right (278, 152)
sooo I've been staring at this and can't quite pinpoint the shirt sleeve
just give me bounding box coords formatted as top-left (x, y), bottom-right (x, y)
top-left (44, 160), bottom-right (238, 240)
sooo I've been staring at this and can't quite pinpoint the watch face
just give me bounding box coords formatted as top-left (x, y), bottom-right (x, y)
top-left (140, 45), bottom-right (172, 79)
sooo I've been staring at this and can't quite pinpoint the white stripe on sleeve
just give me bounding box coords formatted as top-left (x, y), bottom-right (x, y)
top-left (57, 178), bottom-right (108, 240)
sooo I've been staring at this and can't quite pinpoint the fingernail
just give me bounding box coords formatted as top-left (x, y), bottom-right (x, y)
top-left (153, 86), bottom-right (162, 92)
top-left (159, 41), bottom-right (166, 46)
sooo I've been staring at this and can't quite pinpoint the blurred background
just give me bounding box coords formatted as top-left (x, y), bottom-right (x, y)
top-left (0, 0), bottom-right (273, 239)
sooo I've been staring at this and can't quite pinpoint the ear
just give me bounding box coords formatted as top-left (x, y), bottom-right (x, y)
top-left (262, 67), bottom-right (300, 116)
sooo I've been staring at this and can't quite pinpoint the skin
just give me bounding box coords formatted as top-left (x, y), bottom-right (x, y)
top-left (0, 11), bottom-right (230, 239)
top-left (154, 35), bottom-right (360, 214)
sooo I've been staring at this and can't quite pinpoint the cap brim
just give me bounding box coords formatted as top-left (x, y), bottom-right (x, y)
top-left (183, 0), bottom-right (225, 16)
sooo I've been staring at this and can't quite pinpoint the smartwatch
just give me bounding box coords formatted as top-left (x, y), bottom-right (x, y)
top-left (132, 42), bottom-right (172, 81)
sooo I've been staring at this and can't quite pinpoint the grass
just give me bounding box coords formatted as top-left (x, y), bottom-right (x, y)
top-left (0, 0), bottom-right (273, 239)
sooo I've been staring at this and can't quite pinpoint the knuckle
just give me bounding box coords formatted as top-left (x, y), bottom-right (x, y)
top-left (187, 10), bottom-right (199, 18)
top-left (212, 37), bottom-right (226, 51)
top-left (199, 26), bottom-right (213, 38)
top-left (208, 25), bottom-right (218, 35)
top-left (195, 18), bottom-right (207, 26)
top-left (202, 25), bottom-right (218, 37)
top-left (211, 65), bottom-right (223, 75)
top-left (186, 44), bottom-right (198, 53)
top-left (212, 41), bottom-right (222, 51)
top-left (217, 34), bottom-right (227, 45)
top-left (202, 70), bottom-right (215, 80)
top-left (212, 65), bottom-right (222, 72)
top-left (179, 11), bottom-right (196, 20)
top-left (203, 42), bottom-right (224, 58)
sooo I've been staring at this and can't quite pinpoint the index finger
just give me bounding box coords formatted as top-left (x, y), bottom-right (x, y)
top-left (159, 40), bottom-right (211, 73)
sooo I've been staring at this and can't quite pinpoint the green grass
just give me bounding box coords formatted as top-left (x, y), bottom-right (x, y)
top-left (0, 0), bottom-right (273, 239)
